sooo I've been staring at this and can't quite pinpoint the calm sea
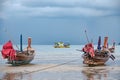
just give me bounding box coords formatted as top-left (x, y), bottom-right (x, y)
top-left (0, 45), bottom-right (120, 80)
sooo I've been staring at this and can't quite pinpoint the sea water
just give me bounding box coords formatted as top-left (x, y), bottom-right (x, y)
top-left (0, 45), bottom-right (120, 80)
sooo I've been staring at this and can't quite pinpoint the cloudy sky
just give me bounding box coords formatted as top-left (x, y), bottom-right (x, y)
top-left (0, 0), bottom-right (120, 45)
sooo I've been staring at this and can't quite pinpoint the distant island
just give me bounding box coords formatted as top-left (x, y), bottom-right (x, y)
top-left (54, 42), bottom-right (70, 48)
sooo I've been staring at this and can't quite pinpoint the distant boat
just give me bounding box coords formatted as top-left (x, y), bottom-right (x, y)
top-left (1, 35), bottom-right (35, 66)
top-left (81, 37), bottom-right (115, 66)
top-left (54, 42), bottom-right (70, 48)
top-left (118, 43), bottom-right (120, 45)
top-left (108, 41), bottom-right (115, 53)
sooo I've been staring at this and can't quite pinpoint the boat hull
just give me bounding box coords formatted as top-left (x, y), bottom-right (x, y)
top-left (82, 52), bottom-right (110, 66)
top-left (7, 50), bottom-right (35, 66)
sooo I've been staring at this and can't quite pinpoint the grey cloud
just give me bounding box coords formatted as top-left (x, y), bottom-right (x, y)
top-left (0, 0), bottom-right (8, 20)
top-left (3, 0), bottom-right (120, 18)
top-left (0, 0), bottom-right (4, 11)
top-left (21, 0), bottom-right (120, 10)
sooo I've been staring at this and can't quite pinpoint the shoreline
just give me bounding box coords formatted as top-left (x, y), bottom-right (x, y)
top-left (0, 63), bottom-right (120, 73)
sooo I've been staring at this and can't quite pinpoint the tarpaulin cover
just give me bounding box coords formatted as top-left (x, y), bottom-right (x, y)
top-left (1, 41), bottom-right (16, 60)
top-left (82, 43), bottom-right (95, 57)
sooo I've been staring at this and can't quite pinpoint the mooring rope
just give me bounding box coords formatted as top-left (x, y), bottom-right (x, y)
top-left (24, 59), bottom-right (80, 74)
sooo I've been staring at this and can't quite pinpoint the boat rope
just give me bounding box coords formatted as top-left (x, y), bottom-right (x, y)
top-left (85, 30), bottom-right (90, 43)
top-left (24, 59), bottom-right (80, 74)
top-left (3, 27), bottom-right (19, 50)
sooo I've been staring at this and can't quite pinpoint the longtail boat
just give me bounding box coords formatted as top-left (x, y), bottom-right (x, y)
top-left (82, 36), bottom-right (115, 66)
top-left (1, 35), bottom-right (35, 66)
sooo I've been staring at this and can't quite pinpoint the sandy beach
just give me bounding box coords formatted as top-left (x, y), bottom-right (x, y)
top-left (0, 45), bottom-right (120, 80)
top-left (0, 63), bottom-right (120, 80)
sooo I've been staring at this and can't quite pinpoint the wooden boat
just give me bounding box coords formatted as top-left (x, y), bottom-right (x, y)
top-left (1, 35), bottom-right (35, 66)
top-left (118, 42), bottom-right (120, 45)
top-left (82, 37), bottom-right (115, 66)
top-left (54, 42), bottom-right (70, 48)
top-left (82, 50), bottom-right (110, 65)
top-left (108, 42), bottom-right (115, 53)
top-left (7, 49), bottom-right (35, 66)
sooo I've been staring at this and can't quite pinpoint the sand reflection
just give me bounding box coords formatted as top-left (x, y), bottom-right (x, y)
top-left (2, 72), bottom-right (32, 80)
top-left (82, 67), bottom-right (109, 80)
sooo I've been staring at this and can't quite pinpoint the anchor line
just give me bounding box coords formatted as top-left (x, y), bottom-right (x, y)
top-left (24, 59), bottom-right (80, 74)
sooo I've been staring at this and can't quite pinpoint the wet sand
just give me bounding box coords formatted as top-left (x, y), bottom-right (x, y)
top-left (0, 63), bottom-right (120, 73)
top-left (0, 62), bottom-right (120, 80)
top-left (0, 45), bottom-right (120, 80)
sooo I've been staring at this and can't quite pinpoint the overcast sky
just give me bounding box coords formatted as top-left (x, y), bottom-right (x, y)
top-left (0, 0), bottom-right (120, 45)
